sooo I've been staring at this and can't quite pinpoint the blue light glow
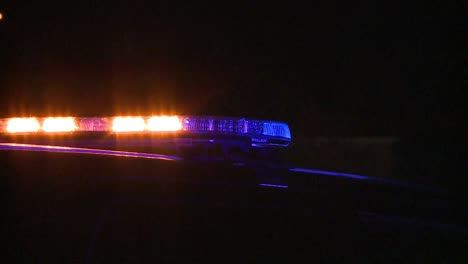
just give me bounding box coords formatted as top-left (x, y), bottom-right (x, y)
top-left (259, 183), bottom-right (288, 189)
top-left (290, 168), bottom-right (369, 180)
top-left (262, 122), bottom-right (291, 139)
top-left (181, 117), bottom-right (291, 146)
top-left (289, 167), bottom-right (444, 192)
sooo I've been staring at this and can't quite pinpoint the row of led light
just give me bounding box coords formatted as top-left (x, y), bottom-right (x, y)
top-left (4, 116), bottom-right (182, 133)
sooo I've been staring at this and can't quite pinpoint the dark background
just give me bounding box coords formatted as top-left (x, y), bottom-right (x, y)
top-left (0, 1), bottom-right (464, 136)
top-left (0, 1), bottom-right (465, 185)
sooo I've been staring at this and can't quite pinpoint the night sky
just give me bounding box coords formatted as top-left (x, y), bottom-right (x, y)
top-left (0, 1), bottom-right (464, 136)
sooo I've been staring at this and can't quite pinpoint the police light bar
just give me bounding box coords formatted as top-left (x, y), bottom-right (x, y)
top-left (0, 116), bottom-right (291, 147)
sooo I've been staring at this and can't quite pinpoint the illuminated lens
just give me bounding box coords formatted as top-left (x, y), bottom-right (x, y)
top-left (112, 117), bottom-right (145, 132)
top-left (6, 118), bottom-right (40, 133)
top-left (42, 117), bottom-right (76, 132)
top-left (147, 116), bottom-right (182, 131)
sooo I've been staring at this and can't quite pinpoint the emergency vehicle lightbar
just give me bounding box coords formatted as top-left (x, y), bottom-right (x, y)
top-left (0, 116), bottom-right (291, 147)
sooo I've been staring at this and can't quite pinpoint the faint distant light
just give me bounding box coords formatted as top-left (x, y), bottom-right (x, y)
top-left (0, 13), bottom-right (3, 21)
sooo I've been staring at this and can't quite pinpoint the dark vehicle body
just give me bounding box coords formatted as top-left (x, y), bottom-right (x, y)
top-left (1, 145), bottom-right (467, 263)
